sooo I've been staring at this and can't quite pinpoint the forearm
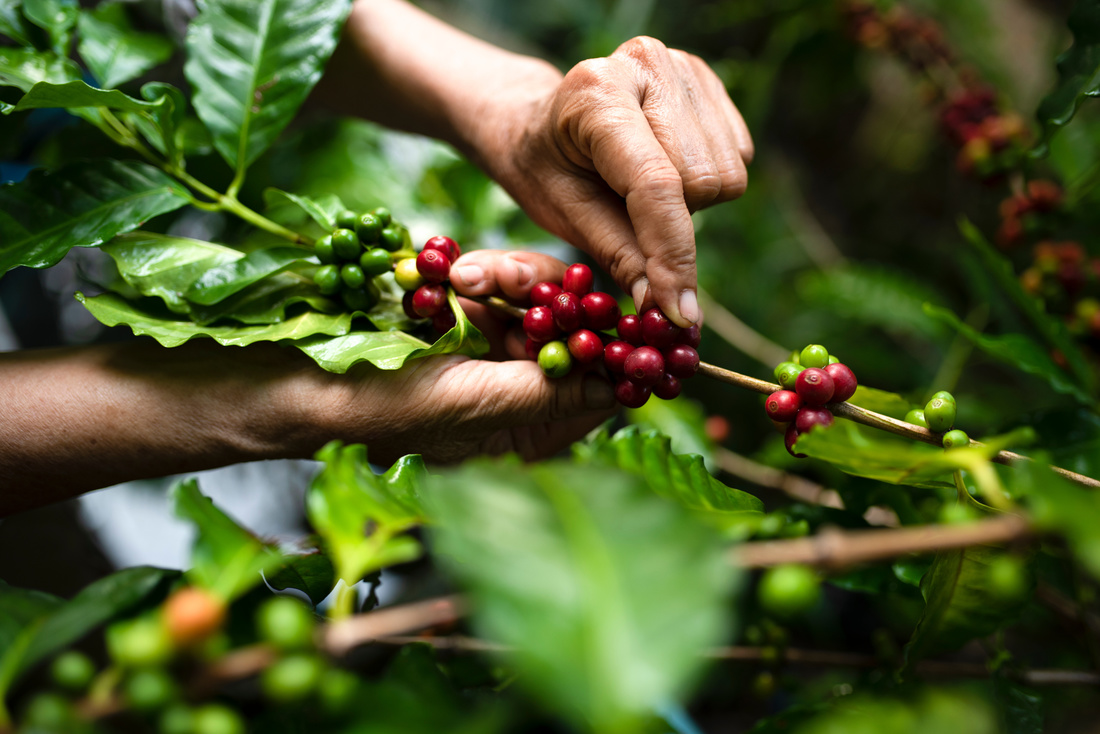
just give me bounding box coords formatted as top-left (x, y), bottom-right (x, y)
top-left (318, 0), bottom-right (562, 168)
top-left (0, 341), bottom-right (329, 516)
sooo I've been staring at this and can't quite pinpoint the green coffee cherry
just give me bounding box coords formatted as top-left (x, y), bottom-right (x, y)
top-left (942, 429), bottom-right (970, 449)
top-left (379, 225), bottom-right (407, 252)
top-left (924, 396), bottom-right (957, 433)
top-left (538, 341), bottom-right (573, 378)
top-left (314, 265), bottom-right (341, 295)
top-left (262, 654), bottom-right (324, 703)
top-left (828, 355), bottom-right (839, 364)
top-left (930, 390), bottom-right (956, 406)
top-left (359, 248), bottom-right (392, 277)
top-left (774, 362), bottom-right (805, 390)
top-left (51, 651), bottom-right (95, 692)
top-left (988, 556), bottom-right (1029, 602)
top-left (319, 669), bottom-right (359, 714)
top-left (192, 704), bottom-right (244, 734)
top-left (159, 705), bottom-right (196, 734)
top-left (23, 693), bottom-right (72, 730)
top-left (799, 344), bottom-right (830, 369)
top-left (314, 234), bottom-right (336, 265)
top-left (335, 210), bottom-right (358, 230)
top-left (342, 284), bottom-right (380, 312)
top-left (125, 668), bottom-right (178, 712)
top-left (258, 597), bottom-right (316, 650)
top-left (758, 564), bottom-right (820, 618)
top-left (331, 228), bottom-right (360, 261)
top-left (356, 213), bottom-right (384, 244)
top-left (904, 408), bottom-right (929, 429)
top-left (393, 258), bottom-right (424, 291)
top-left (340, 264), bottom-right (366, 289)
top-left (107, 617), bottom-right (172, 668)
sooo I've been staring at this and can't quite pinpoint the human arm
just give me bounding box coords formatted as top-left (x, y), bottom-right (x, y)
top-left (318, 0), bottom-right (754, 327)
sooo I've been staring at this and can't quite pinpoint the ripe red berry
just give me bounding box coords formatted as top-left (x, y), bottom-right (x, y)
top-left (615, 378), bottom-right (651, 408)
top-left (523, 305), bottom-right (560, 341)
top-left (653, 373), bottom-right (682, 400)
top-left (525, 338), bottom-right (546, 361)
top-left (795, 368), bottom-right (835, 406)
top-left (795, 407), bottom-right (834, 433)
top-left (567, 329), bottom-right (604, 363)
top-left (412, 284), bottom-right (447, 317)
top-left (402, 290), bottom-right (420, 320)
top-left (616, 314), bottom-right (644, 345)
top-left (551, 291), bottom-right (583, 332)
top-left (765, 390), bottom-right (802, 422)
top-left (603, 341), bottom-right (634, 373)
top-left (581, 291), bottom-right (621, 331)
top-left (785, 424), bottom-right (806, 458)
top-left (624, 346), bottom-right (665, 387)
top-left (416, 248), bottom-right (451, 283)
top-left (705, 415), bottom-right (730, 443)
top-left (433, 309), bottom-right (456, 333)
top-left (663, 344), bottom-right (699, 379)
top-left (562, 263), bottom-right (593, 295)
top-left (422, 235), bottom-right (460, 262)
top-left (640, 307), bottom-right (681, 349)
top-left (677, 324), bottom-right (701, 348)
top-left (823, 363), bottom-right (858, 402)
top-left (530, 281), bottom-right (562, 308)
top-left (164, 588), bottom-right (226, 647)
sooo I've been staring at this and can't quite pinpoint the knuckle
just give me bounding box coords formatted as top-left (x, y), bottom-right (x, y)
top-left (615, 35), bottom-right (669, 64)
top-left (716, 163), bottom-right (748, 201)
top-left (683, 163), bottom-right (722, 206)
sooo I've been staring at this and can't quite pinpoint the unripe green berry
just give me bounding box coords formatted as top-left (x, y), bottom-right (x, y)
top-left (314, 265), bottom-right (340, 295)
top-left (538, 341), bottom-right (573, 378)
top-left (905, 408), bottom-right (928, 428)
top-left (393, 258), bottom-right (424, 291)
top-left (125, 668), bottom-right (178, 712)
top-left (262, 654), bottom-right (324, 703)
top-left (988, 555), bottom-right (1029, 602)
top-left (258, 597), bottom-right (316, 650)
top-left (159, 705), bottom-right (195, 734)
top-left (314, 234), bottom-right (336, 264)
top-left (828, 355), bottom-right (839, 364)
top-left (319, 669), bottom-right (359, 714)
top-left (359, 248), bottom-right (392, 277)
top-left (51, 651), bottom-right (95, 692)
top-left (23, 693), bottom-right (72, 730)
top-left (924, 397), bottom-right (957, 433)
top-left (379, 225), bottom-right (407, 252)
top-left (355, 213), bottom-right (384, 244)
top-left (799, 344), bottom-right (830, 369)
top-left (335, 210), bottom-right (358, 230)
top-left (371, 206), bottom-right (392, 226)
top-left (342, 284), bottom-right (380, 312)
top-left (930, 390), bottom-right (956, 406)
top-left (340, 264), bottom-right (366, 289)
top-left (942, 429), bottom-right (970, 449)
top-left (331, 228), bottom-right (360, 261)
top-left (774, 362), bottom-right (805, 390)
top-left (192, 704), bottom-right (244, 734)
top-left (758, 564), bottom-right (820, 618)
top-left (107, 617), bottom-right (173, 668)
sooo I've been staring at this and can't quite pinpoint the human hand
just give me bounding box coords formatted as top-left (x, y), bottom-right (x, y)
top-left (471, 37), bottom-right (754, 327)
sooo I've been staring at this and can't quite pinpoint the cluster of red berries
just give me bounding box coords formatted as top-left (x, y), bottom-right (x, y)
top-left (766, 345), bottom-right (858, 458)
top-left (996, 179), bottom-right (1062, 248)
top-left (1019, 240), bottom-right (1100, 338)
top-left (842, 2), bottom-right (951, 71)
top-left (941, 88), bottom-right (1028, 180)
top-left (395, 235), bottom-right (462, 334)
top-left (523, 263), bottom-right (701, 408)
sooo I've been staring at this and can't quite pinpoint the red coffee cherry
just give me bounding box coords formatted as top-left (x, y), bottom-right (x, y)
top-left (551, 292), bottom-right (583, 332)
top-left (422, 235), bottom-right (460, 262)
top-left (402, 290), bottom-right (420, 320)
top-left (525, 338), bottom-right (546, 361)
top-left (432, 309), bottom-right (456, 333)
top-left (624, 346), bottom-right (665, 387)
top-left (523, 306), bottom-right (560, 341)
top-left (604, 341), bottom-right (634, 373)
top-left (795, 407), bottom-right (834, 433)
top-left (785, 424), bottom-right (806, 458)
top-left (567, 329), bottom-right (604, 363)
top-left (412, 284), bottom-right (447, 318)
top-left (615, 378), bottom-right (651, 408)
top-left (765, 390), bottom-right (802, 422)
top-left (562, 263), bottom-right (593, 295)
top-left (616, 314), bottom-right (644, 346)
top-left (416, 248), bottom-right (451, 283)
top-left (531, 281), bottom-right (562, 308)
top-left (677, 324), bottom-right (701, 349)
top-left (581, 291), bottom-right (621, 331)
top-left (640, 307), bottom-right (681, 349)
top-left (663, 344), bottom-right (699, 379)
top-left (823, 363), bottom-right (858, 402)
top-left (795, 368), bottom-right (835, 406)
top-left (164, 587), bottom-right (226, 647)
top-left (653, 373), bottom-right (682, 400)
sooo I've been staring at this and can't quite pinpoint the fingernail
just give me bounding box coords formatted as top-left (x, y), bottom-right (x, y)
top-left (454, 264), bottom-right (484, 287)
top-left (631, 278), bottom-right (650, 311)
top-left (583, 374), bottom-right (615, 409)
top-left (679, 290), bottom-right (700, 325)
top-left (512, 259), bottom-right (535, 287)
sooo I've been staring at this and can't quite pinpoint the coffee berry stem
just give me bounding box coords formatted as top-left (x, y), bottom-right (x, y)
top-left (470, 296), bottom-right (1100, 490)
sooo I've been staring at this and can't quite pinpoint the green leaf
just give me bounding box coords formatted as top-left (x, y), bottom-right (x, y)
top-left (626, 394), bottom-right (717, 467)
top-left (12, 79), bottom-right (167, 114)
top-left (22, 0), bottom-right (76, 54)
top-left (794, 422), bottom-right (957, 490)
top-left (1033, 0), bottom-right (1100, 155)
top-left (847, 385), bottom-right (913, 420)
top-left (0, 1), bottom-right (32, 46)
top-left (0, 159), bottom-right (190, 275)
top-left (993, 673), bottom-right (1043, 734)
top-left (428, 458), bottom-right (736, 732)
top-left (184, 246), bottom-right (313, 305)
top-left (793, 689), bottom-right (997, 734)
top-left (574, 425), bottom-right (762, 532)
top-left (266, 552), bottom-right (336, 607)
top-left (130, 82), bottom-right (185, 165)
top-left (76, 2), bottom-right (173, 89)
top-left (188, 276), bottom-right (336, 325)
top-left (307, 443), bottom-right (427, 586)
top-left (0, 581), bottom-right (61, 656)
top-left (77, 291), bottom-right (355, 347)
top-left (902, 544), bottom-right (1033, 672)
top-left (172, 479), bottom-right (283, 600)
top-left (184, 0), bottom-right (352, 174)
top-left (925, 303), bottom-right (1093, 404)
top-left (1015, 461), bottom-right (1100, 580)
top-left (0, 47), bottom-right (80, 113)
top-left (958, 218), bottom-right (1094, 395)
top-left (263, 187), bottom-right (346, 230)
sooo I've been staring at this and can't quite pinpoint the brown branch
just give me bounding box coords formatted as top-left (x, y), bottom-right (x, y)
top-left (323, 594), bottom-right (466, 656)
top-left (714, 446), bottom-right (844, 510)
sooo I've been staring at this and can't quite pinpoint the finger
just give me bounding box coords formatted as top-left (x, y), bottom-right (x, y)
top-left (483, 410), bottom-right (617, 461)
top-left (450, 250), bottom-right (568, 301)
top-left (457, 298), bottom-right (513, 362)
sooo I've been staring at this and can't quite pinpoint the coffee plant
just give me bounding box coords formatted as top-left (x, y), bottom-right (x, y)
top-left (4, 0), bottom-right (1100, 732)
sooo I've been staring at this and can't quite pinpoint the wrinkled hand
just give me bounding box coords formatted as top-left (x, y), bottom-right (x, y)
top-left (318, 250), bottom-right (616, 465)
top-left (478, 37), bottom-right (754, 327)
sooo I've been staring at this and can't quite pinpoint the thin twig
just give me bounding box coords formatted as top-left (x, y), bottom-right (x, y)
top-left (714, 446), bottom-right (844, 509)
top-left (323, 594), bottom-right (466, 656)
top-left (697, 288), bottom-right (790, 367)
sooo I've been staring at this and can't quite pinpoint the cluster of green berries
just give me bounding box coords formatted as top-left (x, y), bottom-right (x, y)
top-left (312, 207), bottom-right (408, 312)
top-left (24, 589), bottom-right (358, 733)
top-left (905, 390), bottom-right (968, 449)
top-left (394, 235), bottom-right (463, 333)
top-left (523, 263), bottom-right (701, 408)
top-left (767, 344), bottom-right (858, 458)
